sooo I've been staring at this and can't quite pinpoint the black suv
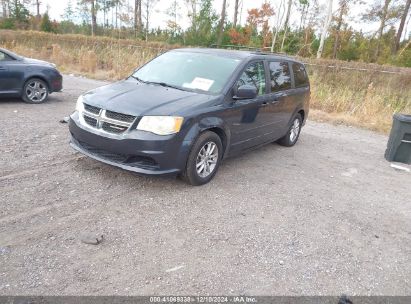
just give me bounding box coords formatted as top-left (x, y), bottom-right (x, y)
top-left (69, 48), bottom-right (310, 185)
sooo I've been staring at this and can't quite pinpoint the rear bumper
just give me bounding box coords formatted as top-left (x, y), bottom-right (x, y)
top-left (68, 112), bottom-right (190, 175)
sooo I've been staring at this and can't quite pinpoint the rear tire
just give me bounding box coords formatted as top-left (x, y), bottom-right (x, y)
top-left (277, 113), bottom-right (302, 147)
top-left (180, 131), bottom-right (223, 186)
top-left (22, 78), bottom-right (49, 104)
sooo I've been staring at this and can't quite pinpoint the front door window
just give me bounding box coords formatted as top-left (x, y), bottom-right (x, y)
top-left (236, 61), bottom-right (266, 96)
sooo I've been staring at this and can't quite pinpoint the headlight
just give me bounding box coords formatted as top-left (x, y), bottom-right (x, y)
top-left (76, 95), bottom-right (84, 112)
top-left (137, 116), bottom-right (184, 135)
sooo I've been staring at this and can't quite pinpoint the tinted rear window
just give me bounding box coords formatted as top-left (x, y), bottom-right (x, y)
top-left (269, 61), bottom-right (291, 92)
top-left (292, 63), bottom-right (309, 87)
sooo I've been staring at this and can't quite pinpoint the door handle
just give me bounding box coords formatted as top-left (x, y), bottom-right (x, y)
top-left (0, 67), bottom-right (6, 71)
top-left (261, 100), bottom-right (278, 107)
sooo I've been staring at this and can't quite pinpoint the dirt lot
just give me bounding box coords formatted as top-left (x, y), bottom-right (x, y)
top-left (0, 75), bottom-right (410, 296)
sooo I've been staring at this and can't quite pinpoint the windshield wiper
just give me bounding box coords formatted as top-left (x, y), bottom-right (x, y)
top-left (131, 77), bottom-right (185, 91)
top-left (130, 75), bottom-right (146, 83)
top-left (145, 81), bottom-right (185, 91)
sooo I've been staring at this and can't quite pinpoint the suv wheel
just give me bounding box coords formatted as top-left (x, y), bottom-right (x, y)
top-left (277, 113), bottom-right (302, 147)
top-left (22, 78), bottom-right (49, 104)
top-left (181, 131), bottom-right (223, 186)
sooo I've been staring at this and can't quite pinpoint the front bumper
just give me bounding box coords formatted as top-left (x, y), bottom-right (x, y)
top-left (69, 112), bottom-right (190, 175)
top-left (50, 73), bottom-right (63, 93)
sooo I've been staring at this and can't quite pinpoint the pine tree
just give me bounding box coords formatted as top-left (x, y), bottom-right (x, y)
top-left (61, 0), bottom-right (75, 21)
top-left (40, 11), bottom-right (53, 32)
top-left (9, 0), bottom-right (29, 22)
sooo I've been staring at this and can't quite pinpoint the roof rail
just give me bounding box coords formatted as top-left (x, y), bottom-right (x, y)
top-left (209, 44), bottom-right (262, 52)
top-left (210, 44), bottom-right (290, 57)
top-left (260, 47), bottom-right (287, 55)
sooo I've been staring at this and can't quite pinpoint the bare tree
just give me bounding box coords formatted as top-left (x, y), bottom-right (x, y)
top-left (238, 0), bottom-right (244, 25)
top-left (80, 0), bottom-right (97, 35)
top-left (216, 0), bottom-right (227, 46)
top-left (233, 0), bottom-right (239, 27)
top-left (394, 0), bottom-right (411, 53)
top-left (317, 0), bottom-right (333, 58)
top-left (36, 0), bottom-right (40, 18)
top-left (100, 0), bottom-right (114, 28)
top-left (90, 0), bottom-right (97, 35)
top-left (1, 0), bottom-right (6, 18)
top-left (134, 0), bottom-right (142, 36)
top-left (332, 0), bottom-right (349, 58)
top-left (297, 0), bottom-right (320, 57)
top-left (144, 0), bottom-right (149, 41)
top-left (31, 0), bottom-right (40, 18)
top-left (271, 0), bottom-right (286, 52)
top-left (166, 0), bottom-right (181, 35)
top-left (403, 10), bottom-right (410, 40)
top-left (375, 0), bottom-right (392, 60)
top-left (298, 0), bottom-right (309, 31)
top-left (143, 0), bottom-right (158, 41)
top-left (280, 0), bottom-right (293, 52)
top-left (1, 0), bottom-right (10, 18)
top-left (186, 0), bottom-right (197, 31)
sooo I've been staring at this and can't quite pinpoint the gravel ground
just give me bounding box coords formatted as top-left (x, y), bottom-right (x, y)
top-left (0, 75), bottom-right (410, 296)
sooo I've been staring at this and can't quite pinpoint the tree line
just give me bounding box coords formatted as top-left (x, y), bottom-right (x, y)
top-left (0, 0), bottom-right (410, 66)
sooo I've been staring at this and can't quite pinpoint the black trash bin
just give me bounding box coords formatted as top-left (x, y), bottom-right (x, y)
top-left (385, 113), bottom-right (411, 164)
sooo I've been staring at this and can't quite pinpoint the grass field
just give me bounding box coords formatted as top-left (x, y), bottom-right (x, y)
top-left (1, 30), bottom-right (410, 133)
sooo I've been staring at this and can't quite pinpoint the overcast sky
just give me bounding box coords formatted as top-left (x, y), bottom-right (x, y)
top-left (31, 0), bottom-right (410, 39)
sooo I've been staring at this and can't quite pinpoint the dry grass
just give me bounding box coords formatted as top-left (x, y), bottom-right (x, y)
top-left (307, 64), bottom-right (411, 133)
top-left (1, 30), bottom-right (410, 133)
top-left (0, 30), bottom-right (173, 79)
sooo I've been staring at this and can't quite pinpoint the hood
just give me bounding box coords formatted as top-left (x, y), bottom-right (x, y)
top-left (82, 78), bottom-right (217, 116)
top-left (23, 57), bottom-right (56, 68)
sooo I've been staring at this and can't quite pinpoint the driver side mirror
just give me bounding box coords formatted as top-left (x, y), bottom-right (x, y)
top-left (233, 85), bottom-right (257, 100)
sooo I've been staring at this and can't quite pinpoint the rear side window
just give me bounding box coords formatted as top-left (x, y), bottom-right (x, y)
top-left (269, 61), bottom-right (292, 92)
top-left (292, 63), bottom-right (309, 87)
top-left (236, 61), bottom-right (266, 95)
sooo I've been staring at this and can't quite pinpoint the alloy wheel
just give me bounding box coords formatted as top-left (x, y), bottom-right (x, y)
top-left (26, 80), bottom-right (47, 103)
top-left (196, 141), bottom-right (219, 178)
top-left (290, 118), bottom-right (300, 143)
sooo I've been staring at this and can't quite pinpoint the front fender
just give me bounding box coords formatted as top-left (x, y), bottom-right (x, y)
top-left (198, 117), bottom-right (230, 136)
top-left (24, 67), bottom-right (58, 90)
top-left (180, 116), bottom-right (232, 163)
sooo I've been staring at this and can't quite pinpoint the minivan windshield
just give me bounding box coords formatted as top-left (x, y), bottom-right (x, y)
top-left (132, 51), bottom-right (242, 94)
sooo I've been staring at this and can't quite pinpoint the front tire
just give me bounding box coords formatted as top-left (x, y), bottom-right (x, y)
top-left (277, 113), bottom-right (302, 147)
top-left (181, 131), bottom-right (223, 186)
top-left (22, 78), bottom-right (49, 104)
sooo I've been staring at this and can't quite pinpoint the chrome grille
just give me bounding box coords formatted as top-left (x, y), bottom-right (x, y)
top-left (84, 103), bottom-right (101, 114)
top-left (81, 103), bottom-right (135, 134)
top-left (102, 122), bottom-right (128, 134)
top-left (105, 110), bottom-right (136, 123)
top-left (83, 115), bottom-right (97, 127)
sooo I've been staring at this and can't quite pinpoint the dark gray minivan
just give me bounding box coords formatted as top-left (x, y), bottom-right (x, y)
top-left (69, 48), bottom-right (310, 185)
